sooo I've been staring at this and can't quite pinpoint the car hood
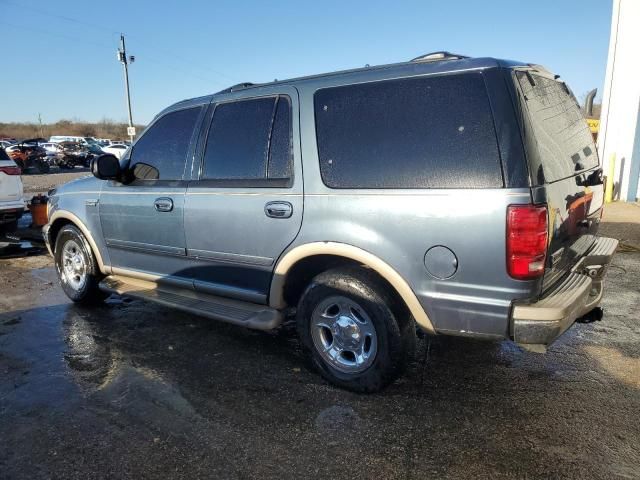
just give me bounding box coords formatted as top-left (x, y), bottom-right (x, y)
top-left (52, 175), bottom-right (102, 196)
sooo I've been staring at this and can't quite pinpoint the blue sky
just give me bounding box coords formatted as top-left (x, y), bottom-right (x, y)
top-left (1, 0), bottom-right (612, 124)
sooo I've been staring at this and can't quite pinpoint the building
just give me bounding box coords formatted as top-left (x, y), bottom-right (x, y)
top-left (597, 0), bottom-right (640, 202)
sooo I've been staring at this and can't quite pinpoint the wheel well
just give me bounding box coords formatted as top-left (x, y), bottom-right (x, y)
top-left (48, 218), bottom-right (73, 251)
top-left (281, 254), bottom-right (409, 319)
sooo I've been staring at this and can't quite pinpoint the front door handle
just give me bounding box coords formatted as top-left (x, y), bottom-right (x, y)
top-left (265, 201), bottom-right (293, 219)
top-left (154, 197), bottom-right (173, 212)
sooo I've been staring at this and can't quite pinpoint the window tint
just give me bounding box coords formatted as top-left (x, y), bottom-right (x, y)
top-left (516, 72), bottom-right (598, 184)
top-left (268, 97), bottom-right (293, 179)
top-left (0, 148), bottom-right (9, 161)
top-left (129, 107), bottom-right (201, 181)
top-left (314, 73), bottom-right (502, 189)
top-left (202, 96), bottom-right (292, 182)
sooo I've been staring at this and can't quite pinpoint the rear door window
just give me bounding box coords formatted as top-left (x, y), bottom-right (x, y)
top-left (201, 96), bottom-right (292, 183)
top-left (313, 72), bottom-right (503, 189)
top-left (516, 72), bottom-right (598, 184)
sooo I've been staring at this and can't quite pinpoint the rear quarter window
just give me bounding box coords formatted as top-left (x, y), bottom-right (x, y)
top-left (314, 72), bottom-right (503, 189)
top-left (515, 72), bottom-right (599, 184)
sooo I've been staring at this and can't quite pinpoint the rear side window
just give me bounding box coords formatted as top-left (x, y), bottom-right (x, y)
top-left (0, 148), bottom-right (9, 161)
top-left (516, 72), bottom-right (598, 184)
top-left (314, 73), bottom-right (502, 189)
top-left (129, 106), bottom-right (201, 181)
top-left (202, 96), bottom-right (292, 182)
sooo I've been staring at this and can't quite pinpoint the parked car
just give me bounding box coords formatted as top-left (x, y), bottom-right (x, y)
top-left (86, 142), bottom-right (105, 157)
top-left (0, 148), bottom-right (25, 233)
top-left (41, 142), bottom-right (62, 156)
top-left (43, 53), bottom-right (617, 392)
top-left (101, 143), bottom-right (129, 159)
top-left (52, 141), bottom-right (90, 168)
top-left (5, 139), bottom-right (50, 173)
top-left (49, 135), bottom-right (89, 146)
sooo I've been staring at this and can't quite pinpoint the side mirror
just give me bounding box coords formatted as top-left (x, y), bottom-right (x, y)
top-left (92, 154), bottom-right (121, 180)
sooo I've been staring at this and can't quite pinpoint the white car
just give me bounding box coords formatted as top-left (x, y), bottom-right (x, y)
top-left (41, 142), bottom-right (62, 156)
top-left (0, 149), bottom-right (25, 233)
top-left (102, 143), bottom-right (129, 159)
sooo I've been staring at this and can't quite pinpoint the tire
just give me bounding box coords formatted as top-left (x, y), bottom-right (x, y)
top-left (54, 225), bottom-right (107, 304)
top-left (296, 266), bottom-right (415, 393)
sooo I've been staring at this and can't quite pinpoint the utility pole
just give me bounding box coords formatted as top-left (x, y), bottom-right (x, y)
top-left (37, 113), bottom-right (44, 138)
top-left (117, 34), bottom-right (135, 143)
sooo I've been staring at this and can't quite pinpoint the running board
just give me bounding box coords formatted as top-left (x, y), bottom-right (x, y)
top-left (99, 275), bottom-right (282, 330)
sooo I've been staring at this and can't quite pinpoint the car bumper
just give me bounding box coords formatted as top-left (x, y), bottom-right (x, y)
top-left (511, 236), bottom-right (618, 352)
top-left (0, 203), bottom-right (25, 224)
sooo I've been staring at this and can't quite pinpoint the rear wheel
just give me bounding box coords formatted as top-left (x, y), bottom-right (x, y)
top-left (54, 225), bottom-right (107, 304)
top-left (297, 266), bottom-right (415, 392)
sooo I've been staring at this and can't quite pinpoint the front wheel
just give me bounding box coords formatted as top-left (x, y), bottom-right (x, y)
top-left (297, 266), bottom-right (415, 393)
top-left (54, 225), bottom-right (107, 304)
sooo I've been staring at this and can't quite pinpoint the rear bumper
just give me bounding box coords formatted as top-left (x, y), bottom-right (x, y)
top-left (511, 236), bottom-right (618, 352)
top-left (0, 203), bottom-right (24, 224)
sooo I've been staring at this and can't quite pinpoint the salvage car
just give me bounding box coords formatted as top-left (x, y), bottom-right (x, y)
top-left (0, 148), bottom-right (25, 233)
top-left (43, 53), bottom-right (618, 392)
top-left (5, 139), bottom-right (50, 174)
top-left (53, 141), bottom-right (91, 168)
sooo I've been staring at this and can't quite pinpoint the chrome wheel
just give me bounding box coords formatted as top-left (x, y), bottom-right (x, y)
top-left (310, 296), bottom-right (378, 374)
top-left (61, 239), bottom-right (87, 292)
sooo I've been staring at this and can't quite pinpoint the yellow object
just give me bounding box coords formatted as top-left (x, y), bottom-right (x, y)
top-left (605, 153), bottom-right (616, 203)
top-left (587, 118), bottom-right (600, 133)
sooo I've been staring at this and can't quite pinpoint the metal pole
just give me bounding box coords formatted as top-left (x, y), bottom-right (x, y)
top-left (119, 34), bottom-right (134, 143)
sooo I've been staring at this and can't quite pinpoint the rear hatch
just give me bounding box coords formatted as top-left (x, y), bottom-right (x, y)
top-left (513, 69), bottom-right (603, 293)
top-left (0, 148), bottom-right (23, 202)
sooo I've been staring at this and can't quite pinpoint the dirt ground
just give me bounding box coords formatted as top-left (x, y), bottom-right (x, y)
top-left (0, 201), bottom-right (638, 479)
top-left (21, 168), bottom-right (90, 196)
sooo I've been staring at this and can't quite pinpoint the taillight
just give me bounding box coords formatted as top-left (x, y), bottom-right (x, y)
top-left (0, 166), bottom-right (21, 175)
top-left (506, 204), bottom-right (548, 280)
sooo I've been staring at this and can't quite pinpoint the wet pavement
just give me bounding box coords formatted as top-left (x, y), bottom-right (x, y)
top-left (0, 211), bottom-right (639, 478)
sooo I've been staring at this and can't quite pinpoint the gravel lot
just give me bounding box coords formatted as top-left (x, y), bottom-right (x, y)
top-left (1, 174), bottom-right (638, 479)
top-left (21, 168), bottom-right (90, 196)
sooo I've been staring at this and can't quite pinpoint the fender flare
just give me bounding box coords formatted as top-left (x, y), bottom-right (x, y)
top-left (48, 210), bottom-right (111, 275)
top-left (269, 242), bottom-right (435, 334)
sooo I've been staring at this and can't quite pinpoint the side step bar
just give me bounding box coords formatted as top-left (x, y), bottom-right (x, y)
top-left (99, 275), bottom-right (283, 330)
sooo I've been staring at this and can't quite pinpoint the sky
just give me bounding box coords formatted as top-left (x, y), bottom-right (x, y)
top-left (0, 0), bottom-right (613, 125)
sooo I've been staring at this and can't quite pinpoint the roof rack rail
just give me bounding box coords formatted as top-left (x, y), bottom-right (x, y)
top-left (215, 82), bottom-right (255, 95)
top-left (410, 51), bottom-right (469, 63)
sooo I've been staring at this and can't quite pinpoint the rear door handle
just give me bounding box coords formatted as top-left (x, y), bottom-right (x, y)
top-left (154, 197), bottom-right (173, 212)
top-left (264, 201), bottom-right (293, 219)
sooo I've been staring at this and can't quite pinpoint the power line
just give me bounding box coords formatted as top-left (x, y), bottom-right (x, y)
top-left (0, 20), bottom-right (228, 88)
top-left (1, 0), bottom-right (240, 84)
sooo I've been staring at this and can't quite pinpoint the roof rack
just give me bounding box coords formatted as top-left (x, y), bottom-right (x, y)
top-left (215, 82), bottom-right (255, 95)
top-left (410, 51), bottom-right (469, 63)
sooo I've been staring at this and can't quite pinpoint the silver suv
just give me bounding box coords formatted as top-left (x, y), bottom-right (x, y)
top-left (44, 53), bottom-right (617, 392)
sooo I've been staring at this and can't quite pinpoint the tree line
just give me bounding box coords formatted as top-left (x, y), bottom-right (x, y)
top-left (0, 119), bottom-right (146, 141)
